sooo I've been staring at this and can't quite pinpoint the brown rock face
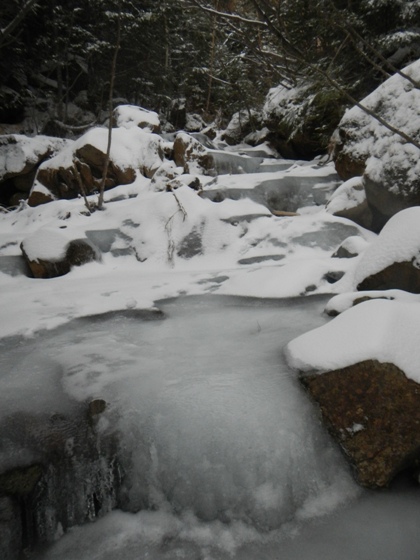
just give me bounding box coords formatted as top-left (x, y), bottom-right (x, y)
top-left (301, 360), bottom-right (420, 487)
top-left (357, 260), bottom-right (420, 293)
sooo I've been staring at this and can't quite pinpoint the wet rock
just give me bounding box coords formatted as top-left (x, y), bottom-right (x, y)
top-left (0, 465), bottom-right (43, 496)
top-left (300, 360), bottom-right (420, 488)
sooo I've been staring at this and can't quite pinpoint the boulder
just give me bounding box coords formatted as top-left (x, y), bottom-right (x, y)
top-left (0, 135), bottom-right (68, 207)
top-left (21, 229), bottom-right (100, 278)
top-left (263, 83), bottom-right (344, 159)
top-left (354, 207), bottom-right (420, 293)
top-left (327, 176), bottom-right (373, 230)
top-left (113, 104), bottom-right (161, 133)
top-left (301, 360), bottom-right (420, 487)
top-left (221, 109), bottom-right (261, 146)
top-left (332, 235), bottom-right (368, 259)
top-left (332, 59), bottom-right (420, 229)
top-left (173, 133), bottom-right (216, 175)
top-left (28, 127), bottom-right (164, 206)
top-left (285, 299), bottom-right (420, 487)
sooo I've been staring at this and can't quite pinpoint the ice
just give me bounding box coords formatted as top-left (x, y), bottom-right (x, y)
top-left (0, 296), bottom-right (361, 555)
top-left (12, 297), bottom-right (416, 560)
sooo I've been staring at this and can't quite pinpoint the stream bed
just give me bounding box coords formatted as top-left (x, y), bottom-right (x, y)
top-left (1, 295), bottom-right (420, 559)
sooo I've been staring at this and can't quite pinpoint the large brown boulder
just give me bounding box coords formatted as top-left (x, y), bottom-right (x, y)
top-left (300, 360), bottom-right (420, 488)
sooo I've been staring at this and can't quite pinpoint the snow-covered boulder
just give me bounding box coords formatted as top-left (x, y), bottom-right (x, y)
top-left (327, 176), bottom-right (373, 230)
top-left (286, 298), bottom-right (420, 487)
top-left (354, 207), bottom-right (420, 293)
top-left (263, 83), bottom-right (342, 159)
top-left (333, 59), bottom-right (420, 230)
top-left (0, 135), bottom-right (68, 207)
top-left (28, 127), bottom-right (164, 206)
top-left (113, 105), bottom-right (161, 133)
top-left (221, 109), bottom-right (261, 146)
top-left (21, 227), bottom-right (100, 278)
top-left (332, 235), bottom-right (369, 259)
top-left (173, 133), bottom-right (215, 175)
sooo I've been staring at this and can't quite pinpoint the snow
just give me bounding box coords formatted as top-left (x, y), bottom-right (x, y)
top-left (113, 104), bottom-right (160, 131)
top-left (2, 128), bottom-right (420, 558)
top-left (326, 176), bottom-right (365, 214)
top-left (353, 206), bottom-right (420, 286)
top-left (285, 298), bottom-right (420, 384)
top-left (21, 226), bottom-right (70, 261)
top-left (35, 126), bottom-right (164, 175)
top-left (0, 134), bottom-right (69, 180)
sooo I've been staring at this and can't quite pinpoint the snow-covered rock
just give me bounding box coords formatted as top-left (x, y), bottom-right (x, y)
top-left (333, 59), bottom-right (420, 230)
top-left (113, 105), bottom-right (161, 133)
top-left (285, 298), bottom-right (420, 487)
top-left (173, 132), bottom-right (216, 175)
top-left (0, 135), bottom-right (69, 206)
top-left (326, 176), bottom-right (372, 230)
top-left (28, 127), bottom-right (164, 205)
top-left (353, 206), bottom-right (420, 293)
top-left (21, 226), bottom-right (100, 278)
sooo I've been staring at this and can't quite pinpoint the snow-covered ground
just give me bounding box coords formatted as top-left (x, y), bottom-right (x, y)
top-left (2, 135), bottom-right (420, 559)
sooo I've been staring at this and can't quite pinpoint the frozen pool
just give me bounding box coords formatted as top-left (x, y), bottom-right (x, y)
top-left (1, 296), bottom-right (420, 559)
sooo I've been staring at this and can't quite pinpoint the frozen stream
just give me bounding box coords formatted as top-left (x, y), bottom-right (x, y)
top-left (2, 295), bottom-right (420, 559)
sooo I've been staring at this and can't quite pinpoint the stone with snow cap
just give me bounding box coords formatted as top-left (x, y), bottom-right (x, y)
top-left (332, 59), bottom-right (420, 231)
top-left (355, 207), bottom-right (420, 293)
top-left (21, 227), bottom-right (100, 278)
top-left (285, 299), bottom-right (420, 487)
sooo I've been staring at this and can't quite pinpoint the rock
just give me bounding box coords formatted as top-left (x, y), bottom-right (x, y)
top-left (300, 360), bottom-right (420, 488)
top-left (363, 171), bottom-right (420, 233)
top-left (332, 59), bottom-right (420, 228)
top-left (332, 235), bottom-right (368, 259)
top-left (263, 83), bottom-right (344, 159)
top-left (326, 176), bottom-right (373, 230)
top-left (0, 135), bottom-right (68, 207)
top-left (21, 233), bottom-right (100, 279)
top-left (29, 127), bottom-right (164, 206)
top-left (0, 404), bottom-right (122, 557)
top-left (0, 496), bottom-right (21, 560)
top-left (354, 207), bottom-right (420, 293)
top-left (173, 132), bottom-right (215, 175)
top-left (357, 260), bottom-right (420, 293)
top-left (113, 105), bottom-right (161, 133)
top-left (221, 109), bottom-right (261, 146)
top-left (169, 98), bottom-right (187, 130)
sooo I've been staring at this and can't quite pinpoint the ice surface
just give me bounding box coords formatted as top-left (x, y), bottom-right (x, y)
top-left (0, 296), bottom-right (358, 556)
top-left (10, 296), bottom-right (414, 560)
